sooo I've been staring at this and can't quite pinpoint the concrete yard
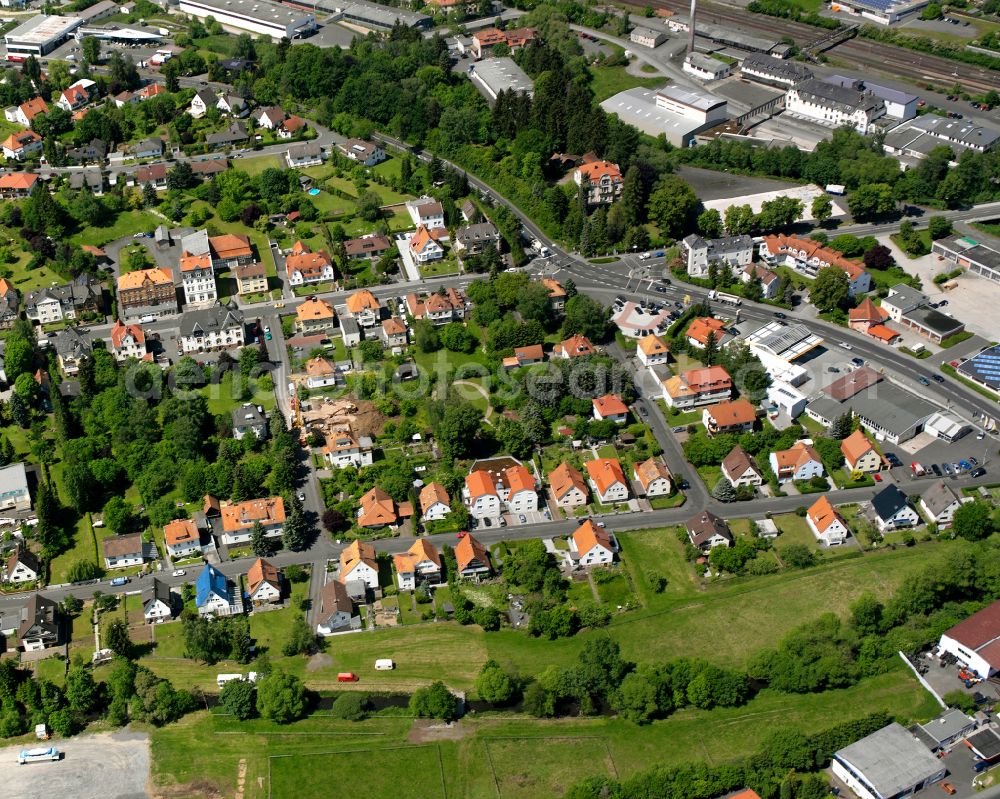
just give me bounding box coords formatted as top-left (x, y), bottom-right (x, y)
top-left (0, 731), bottom-right (150, 799)
top-left (702, 183), bottom-right (848, 222)
top-left (876, 230), bottom-right (999, 341)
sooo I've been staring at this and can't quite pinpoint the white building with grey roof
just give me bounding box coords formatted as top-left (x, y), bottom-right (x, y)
top-left (179, 304), bottom-right (245, 353)
top-left (740, 52), bottom-right (813, 87)
top-left (326, 0), bottom-right (431, 29)
top-left (883, 115), bottom-right (1000, 161)
top-left (468, 58), bottom-right (533, 103)
top-left (785, 78), bottom-right (885, 134)
top-left (177, 0), bottom-right (315, 39)
top-left (602, 86), bottom-right (728, 148)
top-left (682, 53), bottom-right (731, 82)
top-left (832, 722), bottom-right (945, 799)
top-left (823, 76), bottom-right (917, 120)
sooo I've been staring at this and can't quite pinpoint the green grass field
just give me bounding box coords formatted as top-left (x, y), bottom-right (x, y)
top-left (485, 736), bottom-right (617, 799)
top-left (69, 209), bottom-right (160, 249)
top-left (271, 745), bottom-right (445, 798)
top-left (149, 667), bottom-right (939, 799)
top-left (588, 66), bottom-right (663, 103)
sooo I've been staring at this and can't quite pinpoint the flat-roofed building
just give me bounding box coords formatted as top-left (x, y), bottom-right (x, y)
top-left (329, 0), bottom-right (431, 29)
top-left (933, 234), bottom-right (1000, 285)
top-left (833, 0), bottom-right (932, 25)
top-left (629, 26), bottom-right (666, 48)
top-left (883, 115), bottom-right (1000, 161)
top-left (740, 52), bottom-right (813, 87)
top-left (956, 344), bottom-right (1000, 398)
top-left (177, 0), bottom-right (315, 39)
top-left (683, 52), bottom-right (731, 81)
top-left (468, 57), bottom-right (534, 103)
top-left (834, 723), bottom-right (944, 799)
top-left (601, 86), bottom-right (727, 148)
top-left (5, 15), bottom-right (83, 57)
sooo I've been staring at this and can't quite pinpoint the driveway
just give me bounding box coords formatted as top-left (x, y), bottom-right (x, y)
top-left (0, 731), bottom-right (150, 799)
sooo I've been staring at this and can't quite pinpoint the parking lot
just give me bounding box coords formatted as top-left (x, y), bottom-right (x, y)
top-left (0, 731), bottom-right (150, 799)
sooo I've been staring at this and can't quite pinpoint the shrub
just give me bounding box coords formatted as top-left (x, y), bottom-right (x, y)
top-left (331, 692), bottom-right (370, 721)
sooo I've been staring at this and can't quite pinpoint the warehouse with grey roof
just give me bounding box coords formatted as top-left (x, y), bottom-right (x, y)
top-left (832, 722), bottom-right (945, 799)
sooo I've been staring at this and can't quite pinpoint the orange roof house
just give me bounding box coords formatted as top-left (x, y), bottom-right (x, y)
top-left (118, 267), bottom-right (173, 291)
top-left (2, 129), bottom-right (42, 154)
top-left (592, 393), bottom-right (629, 420)
top-left (286, 247), bottom-right (333, 281)
top-left (392, 538), bottom-right (442, 583)
top-left (703, 399), bottom-right (756, 435)
top-left (346, 289), bottom-right (381, 315)
top-left (358, 486), bottom-right (399, 528)
top-left (419, 482), bottom-right (450, 515)
top-left (687, 316), bottom-right (727, 347)
top-left (638, 333), bottom-right (669, 359)
top-left (556, 334), bottom-right (595, 358)
top-left (505, 464), bottom-right (535, 496)
top-left (575, 159), bottom-right (622, 184)
top-left (465, 470), bottom-right (497, 500)
top-left (585, 457), bottom-right (628, 500)
top-left (296, 296), bottom-right (335, 324)
top-left (0, 172), bottom-right (37, 193)
top-left (548, 462), bottom-right (588, 503)
top-left (110, 319), bottom-right (145, 348)
top-left (806, 495), bottom-right (849, 543)
top-left (179, 253), bottom-right (211, 273)
top-left (841, 429), bottom-right (881, 473)
top-left (633, 457), bottom-right (672, 493)
top-left (18, 97), bottom-right (48, 123)
top-left (163, 518), bottom-right (199, 549)
top-left (220, 497), bottom-right (286, 533)
top-left (455, 533), bottom-right (490, 575)
top-left (247, 557), bottom-right (281, 598)
top-left (209, 233), bottom-right (252, 261)
top-left (770, 441), bottom-right (823, 481)
top-left (572, 519), bottom-right (614, 563)
top-left (339, 539), bottom-right (378, 580)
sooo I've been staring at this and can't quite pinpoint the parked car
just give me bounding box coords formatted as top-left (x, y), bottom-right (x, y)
top-left (940, 783), bottom-right (956, 795)
top-left (943, 463), bottom-right (953, 475)
top-left (885, 453), bottom-right (902, 467)
top-left (931, 464), bottom-right (942, 476)
top-left (873, 473), bottom-right (882, 482)
top-left (172, 570), bottom-right (186, 577)
top-left (264, 326), bottom-right (272, 341)
top-left (970, 457), bottom-right (979, 466)
top-left (971, 467), bottom-right (987, 478)
top-left (518, 514), bottom-right (526, 524)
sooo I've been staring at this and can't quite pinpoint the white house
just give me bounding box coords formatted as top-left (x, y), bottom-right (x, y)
top-left (686, 510), bottom-right (732, 551)
top-left (571, 520), bottom-right (615, 567)
top-left (548, 462), bottom-right (588, 509)
top-left (164, 518), bottom-right (201, 560)
top-left (419, 482), bottom-right (451, 522)
top-left (464, 470), bottom-right (501, 519)
top-left (338, 540), bottom-right (379, 590)
top-left (231, 404), bottom-right (267, 441)
top-left (3, 546), bottom-right (39, 584)
top-left (109, 320), bottom-right (147, 362)
top-left (785, 78), bottom-right (886, 135)
top-left (285, 141), bottom-right (323, 168)
top-left (680, 234), bottom-right (754, 279)
top-left (720, 445), bottom-right (763, 488)
top-left (102, 532), bottom-right (146, 570)
top-left (869, 485), bottom-right (920, 532)
top-left (247, 558), bottom-right (282, 606)
top-left (179, 250), bottom-right (217, 308)
top-left (592, 394), bottom-right (629, 424)
top-left (633, 458), bottom-right (672, 497)
top-left (585, 458), bottom-right (629, 504)
top-left (505, 464), bottom-right (538, 514)
top-left (938, 599), bottom-right (1000, 678)
top-left (317, 579), bottom-right (358, 635)
top-left (769, 441), bottom-right (824, 484)
top-left (304, 356), bottom-right (338, 389)
top-left (806, 496), bottom-right (849, 546)
top-left (405, 196), bottom-right (445, 229)
top-left (393, 539), bottom-right (441, 591)
top-left (341, 138), bottom-right (386, 166)
top-left (409, 226), bottom-right (444, 263)
top-left (841, 429), bottom-right (882, 474)
top-left (322, 430), bottom-right (374, 469)
top-left (637, 334), bottom-right (670, 367)
top-left (179, 305), bottom-right (245, 353)
top-left (919, 480), bottom-right (965, 528)
top-left (196, 564), bottom-right (234, 617)
top-left (142, 579), bottom-right (175, 623)
top-left (189, 88), bottom-right (218, 118)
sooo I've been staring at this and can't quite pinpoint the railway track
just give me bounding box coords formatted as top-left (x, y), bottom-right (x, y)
top-left (623, 0), bottom-right (1000, 94)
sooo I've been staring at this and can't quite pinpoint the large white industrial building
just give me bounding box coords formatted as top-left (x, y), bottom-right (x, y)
top-left (5, 15), bottom-right (84, 57)
top-left (177, 0), bottom-right (315, 40)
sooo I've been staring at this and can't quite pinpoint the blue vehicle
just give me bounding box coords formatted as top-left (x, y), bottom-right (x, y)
top-left (654, 251), bottom-right (664, 257)
top-left (109, 576), bottom-right (129, 587)
top-left (959, 460), bottom-right (972, 471)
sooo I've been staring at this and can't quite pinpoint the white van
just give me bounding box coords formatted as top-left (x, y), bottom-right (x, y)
top-left (374, 659), bottom-right (395, 671)
top-left (216, 673), bottom-right (244, 688)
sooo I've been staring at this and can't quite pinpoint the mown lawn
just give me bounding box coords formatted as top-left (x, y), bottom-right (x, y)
top-left (48, 516), bottom-right (98, 584)
top-left (69, 209), bottom-right (161, 248)
top-left (201, 371), bottom-right (277, 415)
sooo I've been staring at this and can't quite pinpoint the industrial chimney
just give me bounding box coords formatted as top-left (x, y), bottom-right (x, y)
top-left (687, 0), bottom-right (697, 55)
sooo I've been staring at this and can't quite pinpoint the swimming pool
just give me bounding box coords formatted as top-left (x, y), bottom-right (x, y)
top-left (308, 188), bottom-right (321, 196)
